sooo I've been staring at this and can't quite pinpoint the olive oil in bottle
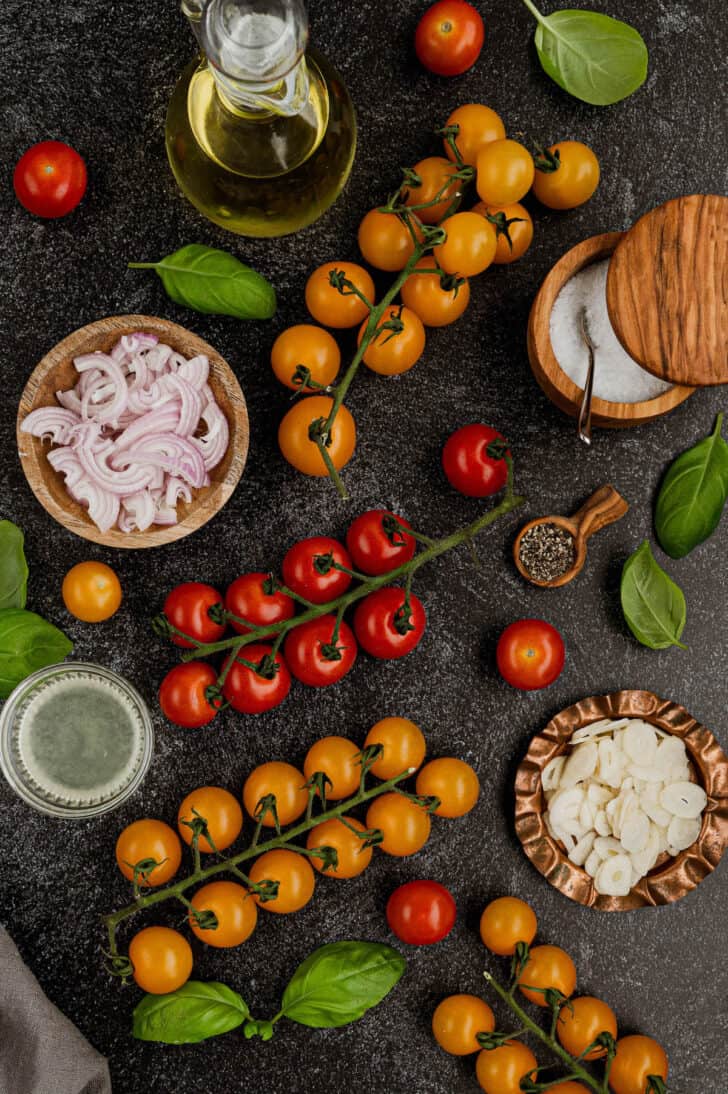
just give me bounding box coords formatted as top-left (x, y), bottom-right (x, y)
top-left (166, 0), bottom-right (357, 238)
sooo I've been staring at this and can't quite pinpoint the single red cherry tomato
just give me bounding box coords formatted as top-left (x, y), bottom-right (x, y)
top-left (283, 616), bottom-right (358, 687)
top-left (281, 536), bottom-right (353, 604)
top-left (159, 662), bottom-right (219, 728)
top-left (415, 1), bottom-right (485, 77)
top-left (353, 588), bottom-right (426, 660)
top-left (442, 425), bottom-right (510, 497)
top-left (346, 510), bottom-right (416, 576)
top-left (224, 572), bottom-right (295, 635)
top-left (496, 619), bottom-right (565, 691)
top-left (13, 140), bottom-right (87, 218)
top-left (222, 644), bottom-right (291, 713)
top-left (163, 583), bottom-right (226, 649)
top-left (386, 880), bottom-right (457, 945)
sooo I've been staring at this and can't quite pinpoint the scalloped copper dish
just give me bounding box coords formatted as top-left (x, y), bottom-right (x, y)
top-left (515, 691), bottom-right (728, 910)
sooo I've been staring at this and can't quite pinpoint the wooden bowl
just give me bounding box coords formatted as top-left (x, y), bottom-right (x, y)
top-left (514, 691), bottom-right (728, 911)
top-left (16, 315), bottom-right (249, 549)
top-left (527, 233), bottom-right (695, 427)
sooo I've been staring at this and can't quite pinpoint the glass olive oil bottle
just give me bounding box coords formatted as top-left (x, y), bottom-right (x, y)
top-left (166, 0), bottom-right (357, 237)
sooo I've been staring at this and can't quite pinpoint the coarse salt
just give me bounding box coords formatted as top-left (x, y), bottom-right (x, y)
top-left (549, 259), bottom-right (673, 404)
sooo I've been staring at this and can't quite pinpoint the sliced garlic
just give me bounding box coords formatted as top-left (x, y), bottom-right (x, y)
top-left (623, 721), bottom-right (658, 766)
top-left (660, 781), bottom-right (707, 819)
top-left (584, 849), bottom-right (602, 878)
top-left (594, 853), bottom-right (633, 896)
top-left (569, 830), bottom-right (596, 867)
top-left (666, 815), bottom-right (702, 853)
top-left (543, 755), bottom-right (567, 792)
top-left (620, 808), bottom-right (650, 853)
top-left (561, 741), bottom-right (598, 787)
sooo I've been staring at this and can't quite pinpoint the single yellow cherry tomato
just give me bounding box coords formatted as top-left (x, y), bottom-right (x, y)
top-left (531, 140), bottom-right (600, 210)
top-left (557, 996), bottom-right (618, 1060)
top-left (476, 139), bottom-right (535, 205)
top-left (62, 560), bottom-right (122, 622)
top-left (609, 1035), bottom-right (669, 1094)
top-left (479, 895), bottom-right (537, 955)
top-left (518, 944), bottom-right (576, 1006)
top-left (270, 324), bottom-right (341, 391)
top-left (400, 257), bottom-right (471, 326)
top-left (249, 849), bottom-right (315, 914)
top-left (128, 926), bottom-right (192, 994)
top-left (189, 880), bottom-right (257, 947)
top-left (433, 211), bottom-right (497, 277)
top-left (432, 993), bottom-right (495, 1055)
top-left (359, 306), bottom-right (426, 376)
top-left (364, 716), bottom-right (427, 779)
top-left (306, 816), bottom-right (373, 878)
top-left (278, 396), bottom-right (356, 477)
top-left (404, 156), bottom-right (462, 225)
top-left (475, 1042), bottom-right (538, 1094)
top-left (443, 104), bottom-right (506, 167)
top-left (416, 757), bottom-right (480, 817)
top-left (366, 792), bottom-right (431, 856)
top-left (305, 262), bottom-right (375, 328)
top-left (303, 735), bottom-right (361, 800)
top-left (358, 208), bottom-right (420, 271)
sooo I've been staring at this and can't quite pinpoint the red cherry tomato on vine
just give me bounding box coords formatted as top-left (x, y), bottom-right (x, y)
top-left (353, 588), bottom-right (426, 660)
top-left (442, 424), bottom-right (510, 497)
top-left (282, 536), bottom-right (353, 605)
top-left (496, 620), bottom-right (565, 691)
top-left (224, 572), bottom-right (295, 635)
top-left (346, 510), bottom-right (416, 576)
top-left (159, 662), bottom-right (220, 728)
top-left (222, 643), bottom-right (291, 714)
top-left (386, 880), bottom-right (457, 945)
top-left (283, 615), bottom-right (358, 687)
top-left (163, 582), bottom-right (226, 648)
top-left (415, 0), bottom-right (485, 78)
top-left (14, 140), bottom-right (87, 218)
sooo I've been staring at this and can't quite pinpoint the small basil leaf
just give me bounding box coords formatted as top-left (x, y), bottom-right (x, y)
top-left (620, 541), bottom-right (687, 651)
top-left (133, 981), bottom-right (249, 1044)
top-left (129, 244), bottom-right (277, 320)
top-left (280, 940), bottom-right (406, 1029)
top-left (0, 609), bottom-right (73, 698)
top-left (534, 9), bottom-right (648, 106)
top-left (655, 414), bottom-right (728, 558)
top-left (0, 521), bottom-right (28, 610)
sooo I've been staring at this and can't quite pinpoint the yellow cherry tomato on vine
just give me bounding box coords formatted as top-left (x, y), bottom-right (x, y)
top-left (115, 818), bottom-right (182, 886)
top-left (416, 757), bottom-right (480, 817)
top-left (366, 792), bottom-right (431, 856)
top-left (270, 324), bottom-right (340, 391)
top-left (306, 816), bottom-right (373, 877)
top-left (475, 1042), bottom-right (538, 1094)
top-left (177, 786), bottom-right (243, 853)
top-left (189, 880), bottom-right (257, 947)
top-left (479, 895), bottom-right (537, 955)
top-left (303, 735), bottom-right (361, 800)
top-left (129, 926), bottom-right (192, 994)
top-left (359, 305), bottom-right (426, 376)
top-left (432, 993), bottom-right (495, 1055)
top-left (476, 139), bottom-right (534, 205)
top-left (518, 944), bottom-right (576, 1006)
top-left (62, 561), bottom-right (122, 622)
top-left (305, 261), bottom-right (375, 328)
top-left (557, 996), bottom-right (618, 1061)
top-left (472, 201), bottom-right (533, 264)
top-left (358, 208), bottom-right (420, 271)
top-left (433, 211), bottom-right (497, 277)
top-left (400, 257), bottom-right (470, 326)
top-left (278, 395), bottom-right (356, 477)
top-left (249, 849), bottom-right (315, 914)
top-left (404, 156), bottom-right (462, 224)
top-left (364, 716), bottom-right (427, 779)
top-left (443, 103), bottom-right (506, 167)
top-left (609, 1035), bottom-right (669, 1094)
top-left (531, 140), bottom-right (600, 210)
top-left (242, 761), bottom-right (308, 828)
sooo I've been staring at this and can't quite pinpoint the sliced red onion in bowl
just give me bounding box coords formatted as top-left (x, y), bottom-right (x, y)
top-left (21, 333), bottom-right (230, 535)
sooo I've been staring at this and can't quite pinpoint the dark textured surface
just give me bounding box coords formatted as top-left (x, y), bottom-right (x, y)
top-left (1, 2), bottom-right (727, 1093)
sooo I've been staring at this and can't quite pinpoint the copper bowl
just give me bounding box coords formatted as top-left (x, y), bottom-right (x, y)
top-left (515, 690), bottom-right (728, 910)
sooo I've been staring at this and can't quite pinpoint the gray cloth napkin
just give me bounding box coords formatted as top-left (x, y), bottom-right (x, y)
top-left (0, 926), bottom-right (111, 1094)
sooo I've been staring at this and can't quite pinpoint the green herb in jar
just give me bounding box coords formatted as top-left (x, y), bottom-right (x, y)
top-left (518, 522), bottom-right (575, 582)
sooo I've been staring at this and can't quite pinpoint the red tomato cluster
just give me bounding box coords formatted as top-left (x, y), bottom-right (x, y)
top-left (158, 510), bottom-right (428, 727)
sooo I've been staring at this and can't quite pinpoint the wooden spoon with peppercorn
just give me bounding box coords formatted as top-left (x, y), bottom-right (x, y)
top-left (513, 484), bottom-right (629, 589)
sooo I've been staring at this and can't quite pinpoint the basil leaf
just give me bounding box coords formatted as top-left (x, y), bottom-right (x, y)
top-left (280, 941), bottom-right (406, 1028)
top-left (655, 414), bottom-right (728, 559)
top-left (129, 244), bottom-right (277, 320)
top-left (133, 981), bottom-right (249, 1044)
top-left (620, 541), bottom-right (687, 651)
top-left (0, 521), bottom-right (28, 610)
top-left (533, 8), bottom-right (648, 106)
top-left (0, 609), bottom-right (73, 698)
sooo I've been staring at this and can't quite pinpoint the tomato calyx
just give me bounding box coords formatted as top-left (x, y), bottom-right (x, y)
top-left (339, 815), bottom-right (384, 850)
top-left (290, 363), bottom-right (334, 395)
top-left (189, 907), bottom-right (219, 932)
top-left (397, 787), bottom-right (441, 814)
top-left (485, 210), bottom-right (526, 252)
top-left (533, 143), bottom-right (562, 174)
top-left (327, 266), bottom-right (374, 310)
top-left (486, 436), bottom-right (510, 461)
top-left (646, 1077), bottom-right (667, 1094)
top-left (124, 856), bottom-right (168, 890)
top-left (476, 1029), bottom-right (518, 1050)
top-left (102, 949), bottom-right (134, 981)
top-left (393, 596), bottom-right (416, 635)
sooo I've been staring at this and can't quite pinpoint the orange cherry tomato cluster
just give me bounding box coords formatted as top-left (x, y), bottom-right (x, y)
top-left (113, 718), bottom-right (479, 994)
top-left (432, 895), bottom-right (669, 1094)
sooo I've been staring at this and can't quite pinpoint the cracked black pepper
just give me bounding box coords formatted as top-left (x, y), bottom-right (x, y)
top-left (519, 522), bottom-right (576, 582)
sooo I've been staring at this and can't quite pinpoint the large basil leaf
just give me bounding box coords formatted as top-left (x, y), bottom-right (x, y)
top-left (133, 981), bottom-right (249, 1044)
top-left (0, 521), bottom-right (28, 610)
top-left (620, 541), bottom-right (687, 651)
top-left (655, 414), bottom-right (728, 559)
top-left (280, 941), bottom-right (406, 1028)
top-left (129, 244), bottom-right (276, 320)
top-left (0, 609), bottom-right (73, 698)
top-left (532, 8), bottom-right (648, 106)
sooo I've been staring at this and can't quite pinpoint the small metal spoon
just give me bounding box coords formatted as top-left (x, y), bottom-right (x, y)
top-left (577, 306), bottom-right (596, 446)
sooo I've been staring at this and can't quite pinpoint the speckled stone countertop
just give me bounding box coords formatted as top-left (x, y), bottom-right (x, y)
top-left (1, 2), bottom-right (727, 1092)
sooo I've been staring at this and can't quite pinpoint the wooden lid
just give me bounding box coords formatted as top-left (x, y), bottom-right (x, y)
top-left (606, 194), bottom-right (728, 386)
